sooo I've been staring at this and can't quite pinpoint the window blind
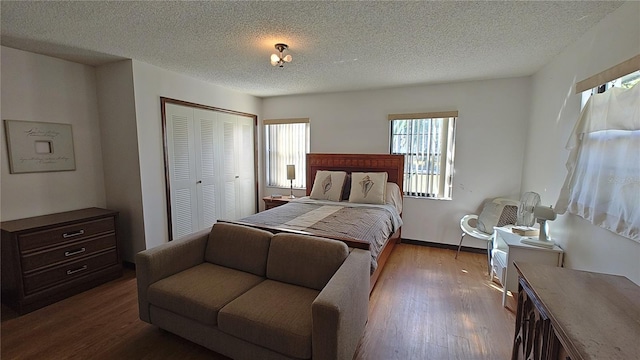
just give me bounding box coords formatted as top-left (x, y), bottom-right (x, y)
top-left (389, 112), bottom-right (457, 199)
top-left (265, 119), bottom-right (309, 188)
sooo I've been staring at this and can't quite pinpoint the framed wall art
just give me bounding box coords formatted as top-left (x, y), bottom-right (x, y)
top-left (4, 120), bottom-right (76, 173)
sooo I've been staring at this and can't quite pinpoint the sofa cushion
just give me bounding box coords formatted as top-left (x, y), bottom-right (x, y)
top-left (267, 233), bottom-right (349, 291)
top-left (147, 263), bottom-right (264, 326)
top-left (218, 280), bottom-right (319, 359)
top-left (205, 222), bottom-right (272, 276)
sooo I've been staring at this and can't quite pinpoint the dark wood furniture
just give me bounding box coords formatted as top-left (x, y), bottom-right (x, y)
top-left (512, 262), bottom-right (640, 360)
top-left (262, 195), bottom-right (295, 210)
top-left (229, 153), bottom-right (404, 292)
top-left (1, 207), bottom-right (122, 314)
top-left (307, 153), bottom-right (404, 291)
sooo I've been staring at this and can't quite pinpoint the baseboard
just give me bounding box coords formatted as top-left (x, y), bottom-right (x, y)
top-left (400, 238), bottom-right (486, 254)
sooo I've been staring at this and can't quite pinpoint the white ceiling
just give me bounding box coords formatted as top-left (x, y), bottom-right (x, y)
top-left (0, 1), bottom-right (624, 98)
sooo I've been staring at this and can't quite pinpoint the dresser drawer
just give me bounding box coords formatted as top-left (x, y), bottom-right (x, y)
top-left (20, 234), bottom-right (117, 273)
top-left (22, 250), bottom-right (119, 295)
top-left (18, 217), bottom-right (115, 252)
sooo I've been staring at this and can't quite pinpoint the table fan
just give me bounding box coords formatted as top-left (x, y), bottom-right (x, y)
top-left (517, 192), bottom-right (554, 248)
top-left (517, 192), bottom-right (541, 227)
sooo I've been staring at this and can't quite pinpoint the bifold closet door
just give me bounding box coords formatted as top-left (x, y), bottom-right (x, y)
top-left (165, 103), bottom-right (256, 240)
top-left (166, 103), bottom-right (199, 239)
top-left (193, 108), bottom-right (222, 230)
top-left (220, 113), bottom-right (256, 220)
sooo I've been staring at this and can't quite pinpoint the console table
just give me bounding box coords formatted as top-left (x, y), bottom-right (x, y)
top-left (512, 262), bottom-right (640, 360)
top-left (1, 208), bottom-right (122, 314)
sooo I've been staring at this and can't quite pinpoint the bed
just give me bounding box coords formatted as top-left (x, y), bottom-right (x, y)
top-left (222, 153), bottom-right (404, 292)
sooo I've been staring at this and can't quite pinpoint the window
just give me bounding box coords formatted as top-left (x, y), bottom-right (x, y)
top-left (265, 118), bottom-right (309, 188)
top-left (389, 111), bottom-right (457, 199)
top-left (556, 71), bottom-right (639, 241)
top-left (581, 70), bottom-right (640, 107)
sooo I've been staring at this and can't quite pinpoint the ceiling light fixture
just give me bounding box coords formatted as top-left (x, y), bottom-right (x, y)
top-left (270, 43), bottom-right (292, 67)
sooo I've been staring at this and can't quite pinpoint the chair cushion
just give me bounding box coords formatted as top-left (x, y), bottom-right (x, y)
top-left (218, 280), bottom-right (319, 359)
top-left (147, 263), bottom-right (264, 326)
top-left (267, 233), bottom-right (348, 291)
top-left (205, 222), bottom-right (273, 276)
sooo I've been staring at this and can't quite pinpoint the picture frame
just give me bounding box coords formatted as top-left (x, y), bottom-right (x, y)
top-left (4, 119), bottom-right (76, 174)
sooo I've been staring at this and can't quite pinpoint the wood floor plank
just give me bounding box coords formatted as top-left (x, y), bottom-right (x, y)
top-left (354, 245), bottom-right (515, 360)
top-left (1, 243), bottom-right (515, 359)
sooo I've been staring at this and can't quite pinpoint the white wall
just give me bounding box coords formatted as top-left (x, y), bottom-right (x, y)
top-left (1, 46), bottom-right (106, 220)
top-left (96, 60), bottom-right (145, 263)
top-left (523, 1), bottom-right (640, 283)
top-left (130, 60), bottom-right (262, 253)
top-left (263, 77), bottom-right (531, 248)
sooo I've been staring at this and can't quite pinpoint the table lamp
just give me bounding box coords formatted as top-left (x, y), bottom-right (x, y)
top-left (287, 164), bottom-right (295, 198)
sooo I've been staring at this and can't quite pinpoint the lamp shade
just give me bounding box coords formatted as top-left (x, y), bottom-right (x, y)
top-left (286, 165), bottom-right (296, 180)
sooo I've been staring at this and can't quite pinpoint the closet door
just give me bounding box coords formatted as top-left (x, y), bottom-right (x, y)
top-left (236, 116), bottom-right (256, 218)
top-left (163, 99), bottom-right (256, 240)
top-left (220, 113), bottom-right (238, 220)
top-left (166, 103), bottom-right (199, 239)
top-left (220, 113), bottom-right (256, 220)
top-left (194, 109), bottom-right (221, 229)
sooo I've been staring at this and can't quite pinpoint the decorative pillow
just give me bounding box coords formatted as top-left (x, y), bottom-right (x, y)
top-left (385, 182), bottom-right (403, 214)
top-left (309, 171), bottom-right (347, 202)
top-left (348, 172), bottom-right (388, 204)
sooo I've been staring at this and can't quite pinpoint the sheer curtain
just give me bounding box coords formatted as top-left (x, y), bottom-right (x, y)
top-left (555, 84), bottom-right (639, 242)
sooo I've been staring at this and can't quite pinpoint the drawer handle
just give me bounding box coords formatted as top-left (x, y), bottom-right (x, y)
top-left (64, 247), bottom-right (86, 257)
top-left (63, 229), bottom-right (85, 238)
top-left (66, 265), bottom-right (88, 275)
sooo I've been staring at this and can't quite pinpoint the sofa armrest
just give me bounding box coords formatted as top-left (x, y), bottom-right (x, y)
top-left (135, 228), bottom-right (209, 322)
top-left (312, 248), bottom-right (370, 360)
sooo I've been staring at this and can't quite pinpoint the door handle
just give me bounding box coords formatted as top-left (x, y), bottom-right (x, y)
top-left (196, 180), bottom-right (202, 184)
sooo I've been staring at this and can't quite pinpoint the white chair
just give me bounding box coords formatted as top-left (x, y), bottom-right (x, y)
top-left (455, 198), bottom-right (519, 275)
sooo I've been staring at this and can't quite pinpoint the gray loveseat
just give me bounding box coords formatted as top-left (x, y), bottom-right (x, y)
top-left (136, 222), bottom-right (371, 360)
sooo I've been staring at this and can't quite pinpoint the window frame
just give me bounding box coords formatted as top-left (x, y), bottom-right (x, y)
top-left (264, 118), bottom-right (310, 189)
top-left (389, 111), bottom-right (457, 200)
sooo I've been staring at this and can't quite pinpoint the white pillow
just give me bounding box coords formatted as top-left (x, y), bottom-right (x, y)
top-left (309, 171), bottom-right (347, 202)
top-left (385, 182), bottom-right (403, 214)
top-left (349, 172), bottom-right (388, 204)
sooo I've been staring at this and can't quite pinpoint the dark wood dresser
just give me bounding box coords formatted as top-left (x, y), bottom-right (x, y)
top-left (1, 207), bottom-right (122, 314)
top-left (512, 262), bottom-right (640, 360)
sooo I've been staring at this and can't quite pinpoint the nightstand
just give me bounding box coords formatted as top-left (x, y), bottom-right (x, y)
top-left (263, 195), bottom-right (295, 210)
top-left (491, 227), bottom-right (564, 308)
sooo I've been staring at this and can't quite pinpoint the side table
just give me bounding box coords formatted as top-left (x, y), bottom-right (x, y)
top-left (263, 195), bottom-right (296, 210)
top-left (491, 227), bottom-right (564, 307)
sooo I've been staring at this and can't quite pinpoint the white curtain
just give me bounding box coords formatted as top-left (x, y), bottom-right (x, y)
top-left (555, 84), bottom-right (640, 242)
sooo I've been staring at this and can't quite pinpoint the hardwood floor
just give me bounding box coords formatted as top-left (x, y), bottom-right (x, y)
top-left (354, 244), bottom-right (515, 360)
top-left (1, 244), bottom-right (515, 359)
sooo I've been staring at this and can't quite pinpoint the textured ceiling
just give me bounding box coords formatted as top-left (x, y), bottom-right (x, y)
top-left (0, 1), bottom-right (625, 98)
